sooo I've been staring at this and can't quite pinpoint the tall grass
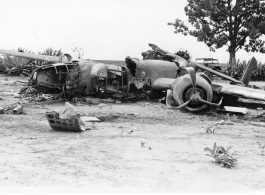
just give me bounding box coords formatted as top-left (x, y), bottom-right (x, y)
top-left (224, 59), bottom-right (265, 81)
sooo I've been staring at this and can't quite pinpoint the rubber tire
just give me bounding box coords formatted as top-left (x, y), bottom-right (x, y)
top-left (172, 74), bottom-right (213, 112)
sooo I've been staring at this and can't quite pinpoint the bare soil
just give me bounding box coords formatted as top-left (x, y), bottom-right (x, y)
top-left (1, 74), bottom-right (265, 193)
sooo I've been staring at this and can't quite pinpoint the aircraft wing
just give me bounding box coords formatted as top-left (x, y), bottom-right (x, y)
top-left (0, 49), bottom-right (72, 63)
top-left (213, 82), bottom-right (265, 101)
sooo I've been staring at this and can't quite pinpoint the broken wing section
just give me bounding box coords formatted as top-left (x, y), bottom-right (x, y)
top-left (0, 49), bottom-right (72, 63)
top-left (212, 82), bottom-right (265, 101)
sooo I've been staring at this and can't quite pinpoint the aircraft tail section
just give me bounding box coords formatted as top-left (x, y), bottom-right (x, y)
top-left (240, 57), bottom-right (257, 85)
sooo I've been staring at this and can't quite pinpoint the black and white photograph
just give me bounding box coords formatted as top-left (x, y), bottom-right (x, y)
top-left (0, 0), bottom-right (265, 193)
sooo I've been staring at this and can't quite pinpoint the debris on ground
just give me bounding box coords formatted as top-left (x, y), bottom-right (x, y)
top-left (204, 142), bottom-right (237, 168)
top-left (0, 102), bottom-right (24, 114)
top-left (218, 106), bottom-right (248, 115)
top-left (129, 113), bottom-right (139, 116)
top-left (45, 102), bottom-right (89, 132)
top-left (73, 97), bottom-right (116, 105)
top-left (80, 116), bottom-right (100, 122)
top-left (13, 105), bottom-right (23, 114)
top-left (205, 120), bottom-right (225, 134)
top-left (141, 141), bottom-right (145, 147)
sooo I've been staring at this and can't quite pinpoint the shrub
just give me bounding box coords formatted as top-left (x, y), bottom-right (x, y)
top-left (224, 59), bottom-right (265, 81)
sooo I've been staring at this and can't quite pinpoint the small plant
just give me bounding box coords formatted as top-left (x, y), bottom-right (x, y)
top-left (204, 142), bottom-right (237, 168)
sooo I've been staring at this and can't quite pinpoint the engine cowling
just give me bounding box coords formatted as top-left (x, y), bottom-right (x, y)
top-left (169, 74), bottom-right (213, 112)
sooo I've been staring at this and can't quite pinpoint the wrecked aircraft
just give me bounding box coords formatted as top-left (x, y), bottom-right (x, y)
top-left (1, 43), bottom-right (265, 112)
top-left (0, 49), bottom-right (133, 99)
top-left (126, 43), bottom-right (265, 111)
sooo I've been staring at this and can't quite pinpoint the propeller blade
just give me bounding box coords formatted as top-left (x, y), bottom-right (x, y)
top-left (166, 89), bottom-right (191, 110)
top-left (198, 98), bottom-right (220, 107)
top-left (166, 89), bottom-right (173, 108)
top-left (174, 100), bottom-right (191, 109)
top-left (185, 67), bottom-right (197, 94)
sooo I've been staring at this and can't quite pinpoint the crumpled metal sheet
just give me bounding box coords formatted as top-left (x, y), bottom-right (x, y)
top-left (218, 106), bottom-right (248, 115)
top-left (45, 102), bottom-right (86, 132)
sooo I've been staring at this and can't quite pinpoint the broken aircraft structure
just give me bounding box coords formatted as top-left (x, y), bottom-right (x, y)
top-left (0, 43), bottom-right (265, 112)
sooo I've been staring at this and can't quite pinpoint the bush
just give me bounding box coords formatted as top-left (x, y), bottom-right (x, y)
top-left (224, 59), bottom-right (265, 81)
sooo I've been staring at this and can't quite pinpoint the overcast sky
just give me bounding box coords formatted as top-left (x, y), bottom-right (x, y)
top-left (0, 0), bottom-right (264, 63)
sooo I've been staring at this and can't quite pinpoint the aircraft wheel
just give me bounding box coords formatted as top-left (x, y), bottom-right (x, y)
top-left (172, 74), bottom-right (213, 112)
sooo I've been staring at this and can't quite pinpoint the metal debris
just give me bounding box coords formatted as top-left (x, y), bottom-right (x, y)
top-left (218, 106), bottom-right (248, 115)
top-left (13, 105), bottom-right (23, 114)
top-left (205, 120), bottom-right (225, 134)
top-left (80, 116), bottom-right (100, 122)
top-left (45, 102), bottom-right (87, 132)
top-left (129, 113), bottom-right (139, 116)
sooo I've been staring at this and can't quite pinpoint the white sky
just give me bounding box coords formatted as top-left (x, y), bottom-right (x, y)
top-left (0, 0), bottom-right (264, 63)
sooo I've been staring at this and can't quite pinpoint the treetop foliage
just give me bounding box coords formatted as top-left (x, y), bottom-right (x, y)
top-left (168, 0), bottom-right (265, 54)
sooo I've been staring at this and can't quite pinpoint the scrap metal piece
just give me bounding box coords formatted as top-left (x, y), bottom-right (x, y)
top-left (45, 102), bottom-right (91, 132)
top-left (80, 116), bottom-right (100, 122)
top-left (13, 105), bottom-right (23, 114)
top-left (45, 111), bottom-right (84, 132)
top-left (219, 106), bottom-right (248, 115)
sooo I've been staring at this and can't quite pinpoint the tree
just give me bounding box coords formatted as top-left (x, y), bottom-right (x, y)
top-left (71, 44), bottom-right (84, 59)
top-left (168, 0), bottom-right (265, 64)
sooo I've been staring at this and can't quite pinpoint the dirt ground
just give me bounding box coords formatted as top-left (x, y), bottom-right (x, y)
top-left (1, 74), bottom-right (265, 193)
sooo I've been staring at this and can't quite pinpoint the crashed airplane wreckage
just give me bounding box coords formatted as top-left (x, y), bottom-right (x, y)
top-left (1, 44), bottom-right (265, 112)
